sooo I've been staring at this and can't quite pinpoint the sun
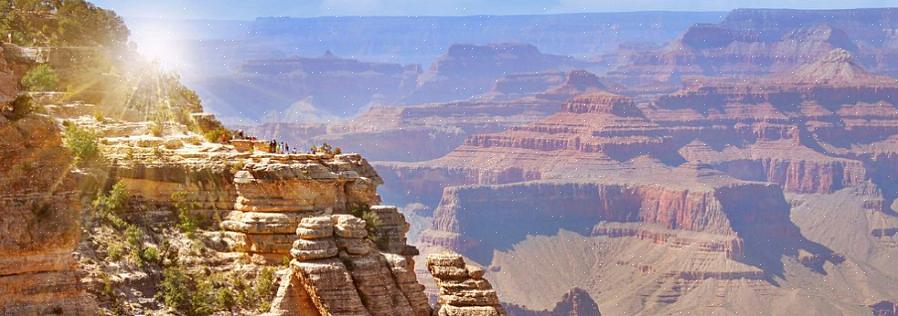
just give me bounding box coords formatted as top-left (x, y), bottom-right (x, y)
top-left (133, 26), bottom-right (185, 71)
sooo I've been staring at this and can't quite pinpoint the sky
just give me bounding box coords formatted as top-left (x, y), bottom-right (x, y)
top-left (91, 0), bottom-right (898, 20)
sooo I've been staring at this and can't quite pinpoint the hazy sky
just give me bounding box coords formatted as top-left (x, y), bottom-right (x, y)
top-left (91, 0), bottom-right (898, 20)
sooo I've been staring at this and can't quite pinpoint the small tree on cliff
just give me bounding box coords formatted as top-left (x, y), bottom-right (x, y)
top-left (21, 64), bottom-right (59, 92)
top-left (62, 123), bottom-right (99, 163)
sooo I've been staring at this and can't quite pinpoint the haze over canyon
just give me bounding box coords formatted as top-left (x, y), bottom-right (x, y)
top-left (3, 1), bottom-right (898, 315)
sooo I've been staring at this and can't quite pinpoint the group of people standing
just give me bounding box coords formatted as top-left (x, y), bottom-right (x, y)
top-left (231, 129), bottom-right (304, 154)
top-left (268, 139), bottom-right (292, 154)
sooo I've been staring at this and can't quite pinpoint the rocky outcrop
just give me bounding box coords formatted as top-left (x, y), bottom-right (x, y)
top-left (218, 153), bottom-right (383, 262)
top-left (427, 252), bottom-right (506, 316)
top-left (505, 288), bottom-right (601, 316)
top-left (272, 211), bottom-right (432, 316)
top-left (0, 114), bottom-right (96, 314)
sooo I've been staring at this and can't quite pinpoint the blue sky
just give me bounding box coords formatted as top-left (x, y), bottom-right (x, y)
top-left (91, 0), bottom-right (898, 20)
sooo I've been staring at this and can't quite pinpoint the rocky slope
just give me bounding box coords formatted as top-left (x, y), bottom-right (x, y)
top-left (378, 50), bottom-right (898, 313)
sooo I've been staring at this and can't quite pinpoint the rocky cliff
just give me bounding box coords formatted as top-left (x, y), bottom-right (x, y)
top-left (42, 102), bottom-right (444, 315)
top-left (0, 48), bottom-right (96, 314)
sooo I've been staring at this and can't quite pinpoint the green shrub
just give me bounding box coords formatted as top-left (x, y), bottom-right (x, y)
top-left (158, 263), bottom-right (275, 315)
top-left (21, 64), bottom-right (59, 92)
top-left (254, 267), bottom-right (276, 312)
top-left (349, 205), bottom-right (385, 247)
top-left (106, 182), bottom-right (130, 212)
top-left (91, 181), bottom-right (130, 228)
top-left (310, 143), bottom-right (339, 155)
top-left (141, 246), bottom-right (159, 264)
top-left (63, 124), bottom-right (100, 162)
top-left (125, 225), bottom-right (145, 266)
top-left (159, 264), bottom-right (192, 312)
top-left (100, 273), bottom-right (114, 297)
top-left (125, 225), bottom-right (142, 246)
top-left (106, 241), bottom-right (123, 261)
top-left (171, 191), bottom-right (198, 238)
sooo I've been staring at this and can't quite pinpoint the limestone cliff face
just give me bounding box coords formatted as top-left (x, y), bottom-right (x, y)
top-left (0, 115), bottom-right (95, 314)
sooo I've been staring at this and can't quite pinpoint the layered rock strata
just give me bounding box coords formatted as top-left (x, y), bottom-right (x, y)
top-left (0, 114), bottom-right (96, 314)
top-left (427, 253), bottom-right (507, 316)
top-left (219, 153), bottom-right (383, 262)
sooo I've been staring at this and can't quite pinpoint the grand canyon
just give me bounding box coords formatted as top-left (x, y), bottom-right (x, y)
top-left (3, 1), bottom-right (898, 316)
